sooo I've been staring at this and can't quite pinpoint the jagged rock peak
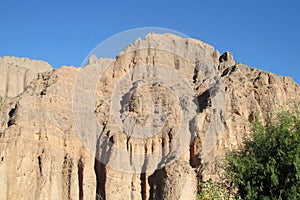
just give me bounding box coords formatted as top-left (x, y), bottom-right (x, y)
top-left (119, 32), bottom-right (217, 59)
top-left (0, 56), bottom-right (52, 72)
top-left (219, 51), bottom-right (235, 70)
top-left (0, 56), bottom-right (52, 98)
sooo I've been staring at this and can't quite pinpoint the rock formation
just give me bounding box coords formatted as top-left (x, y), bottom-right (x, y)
top-left (0, 56), bottom-right (52, 98)
top-left (0, 33), bottom-right (299, 200)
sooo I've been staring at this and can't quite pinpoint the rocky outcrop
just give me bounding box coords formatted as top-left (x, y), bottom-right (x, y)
top-left (0, 56), bottom-right (52, 98)
top-left (0, 67), bottom-right (96, 199)
top-left (0, 33), bottom-right (299, 200)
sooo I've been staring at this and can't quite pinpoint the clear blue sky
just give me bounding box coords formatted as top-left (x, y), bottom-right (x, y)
top-left (0, 0), bottom-right (299, 83)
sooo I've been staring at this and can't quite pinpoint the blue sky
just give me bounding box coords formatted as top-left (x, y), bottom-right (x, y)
top-left (0, 0), bottom-right (299, 83)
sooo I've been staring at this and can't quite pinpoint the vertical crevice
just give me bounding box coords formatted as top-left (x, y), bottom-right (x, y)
top-left (140, 173), bottom-right (146, 200)
top-left (38, 155), bottom-right (42, 175)
top-left (94, 130), bottom-right (111, 200)
top-left (62, 154), bottom-right (73, 199)
top-left (23, 69), bottom-right (29, 92)
top-left (7, 104), bottom-right (18, 127)
top-left (175, 59), bottom-right (180, 70)
top-left (8, 107), bottom-right (16, 117)
top-left (148, 168), bottom-right (167, 200)
top-left (193, 61), bottom-right (199, 84)
top-left (197, 90), bottom-right (211, 113)
top-left (94, 159), bottom-right (106, 200)
top-left (189, 137), bottom-right (202, 168)
top-left (126, 136), bottom-right (130, 151)
top-left (94, 123), bottom-right (113, 200)
top-left (196, 162), bottom-right (205, 195)
top-left (78, 158), bottom-right (84, 200)
top-left (140, 144), bottom-right (148, 200)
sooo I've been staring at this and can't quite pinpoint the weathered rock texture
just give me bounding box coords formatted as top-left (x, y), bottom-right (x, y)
top-left (0, 33), bottom-right (299, 200)
top-left (0, 56), bottom-right (52, 98)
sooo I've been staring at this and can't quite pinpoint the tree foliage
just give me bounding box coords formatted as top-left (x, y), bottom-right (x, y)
top-left (226, 111), bottom-right (300, 199)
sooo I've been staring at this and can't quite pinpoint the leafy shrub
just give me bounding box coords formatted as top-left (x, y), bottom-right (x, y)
top-left (198, 179), bottom-right (230, 200)
top-left (197, 177), bottom-right (242, 200)
top-left (226, 111), bottom-right (300, 199)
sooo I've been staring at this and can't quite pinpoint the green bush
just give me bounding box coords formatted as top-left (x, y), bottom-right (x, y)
top-left (226, 111), bottom-right (300, 199)
top-left (198, 179), bottom-right (231, 200)
top-left (197, 178), bottom-right (242, 200)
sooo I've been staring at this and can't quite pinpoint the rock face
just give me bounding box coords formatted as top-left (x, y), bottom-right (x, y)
top-left (0, 56), bottom-right (52, 98)
top-left (0, 33), bottom-right (299, 200)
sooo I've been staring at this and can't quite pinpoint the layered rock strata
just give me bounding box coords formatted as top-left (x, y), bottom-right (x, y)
top-left (0, 33), bottom-right (299, 200)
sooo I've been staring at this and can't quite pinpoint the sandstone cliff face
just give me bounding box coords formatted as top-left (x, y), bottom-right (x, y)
top-left (0, 56), bottom-right (52, 98)
top-left (0, 33), bottom-right (299, 200)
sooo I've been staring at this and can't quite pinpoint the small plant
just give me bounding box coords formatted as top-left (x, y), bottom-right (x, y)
top-left (198, 179), bottom-right (228, 200)
top-left (197, 179), bottom-right (241, 200)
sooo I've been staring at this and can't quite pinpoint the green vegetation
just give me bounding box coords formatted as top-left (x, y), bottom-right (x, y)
top-left (226, 111), bottom-right (300, 199)
top-left (197, 179), bottom-right (240, 200)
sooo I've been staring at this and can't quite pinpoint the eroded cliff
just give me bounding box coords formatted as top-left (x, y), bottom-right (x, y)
top-left (0, 33), bottom-right (299, 200)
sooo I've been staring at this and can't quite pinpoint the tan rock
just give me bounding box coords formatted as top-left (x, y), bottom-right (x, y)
top-left (0, 56), bottom-right (52, 98)
top-left (0, 33), bottom-right (299, 200)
